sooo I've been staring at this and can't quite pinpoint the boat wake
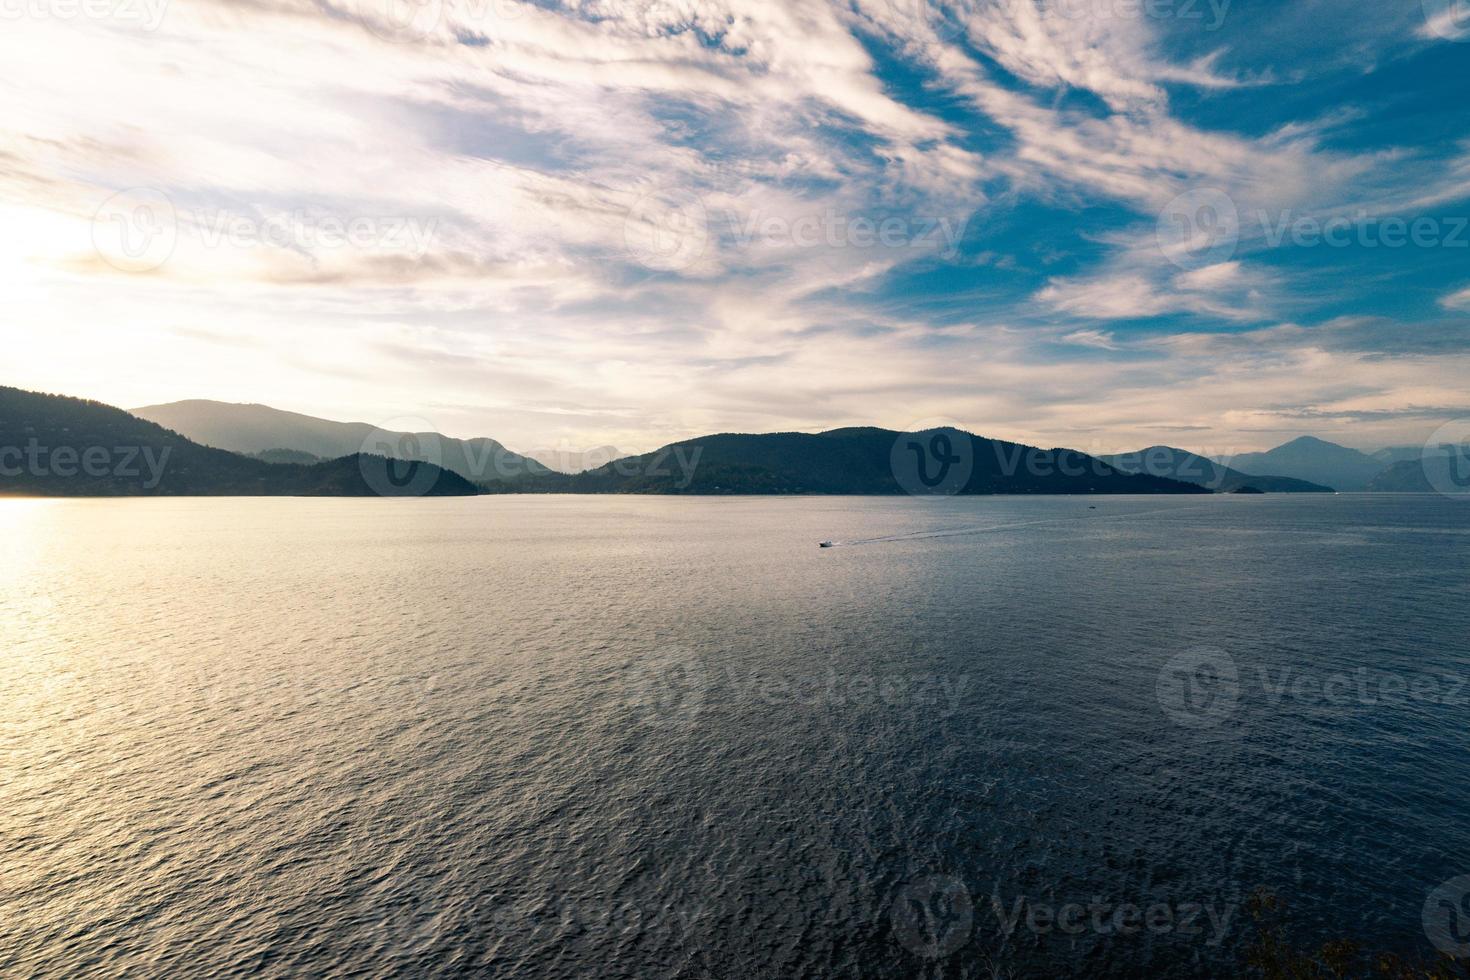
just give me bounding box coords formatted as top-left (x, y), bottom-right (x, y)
top-left (822, 502), bottom-right (1216, 549)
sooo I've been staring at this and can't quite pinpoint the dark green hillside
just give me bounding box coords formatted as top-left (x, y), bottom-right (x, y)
top-left (250, 448), bottom-right (321, 465)
top-left (484, 427), bottom-right (1209, 495)
top-left (0, 387), bottom-right (477, 497)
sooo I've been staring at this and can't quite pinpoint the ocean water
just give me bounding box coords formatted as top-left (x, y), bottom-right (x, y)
top-left (2, 494), bottom-right (1467, 977)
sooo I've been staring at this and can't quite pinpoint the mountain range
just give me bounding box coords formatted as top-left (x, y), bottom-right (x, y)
top-left (3, 387), bottom-right (1463, 497)
top-left (1099, 446), bottom-right (1333, 493)
top-left (1365, 448), bottom-right (1470, 493)
top-left (139, 398), bottom-right (1441, 494)
top-left (1214, 436), bottom-right (1389, 492)
top-left (0, 387), bottom-right (477, 496)
top-left (132, 400), bottom-right (551, 482)
top-left (4, 388), bottom-right (1204, 497)
top-left (479, 428), bottom-right (1209, 495)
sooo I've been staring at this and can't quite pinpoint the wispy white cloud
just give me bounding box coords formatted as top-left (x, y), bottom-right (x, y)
top-left (1441, 284), bottom-right (1470, 311)
top-left (0, 0), bottom-right (1465, 457)
top-left (1060, 328), bottom-right (1120, 350)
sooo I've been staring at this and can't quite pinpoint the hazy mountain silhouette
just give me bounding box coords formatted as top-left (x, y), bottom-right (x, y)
top-left (132, 400), bottom-right (550, 485)
top-left (1100, 446), bottom-right (1333, 492)
top-left (1370, 446), bottom-right (1430, 467)
top-left (1367, 450), bottom-right (1470, 493)
top-left (21, 386), bottom-right (1459, 498)
top-left (1221, 436), bottom-right (1386, 491)
top-left (483, 428), bottom-right (1210, 495)
top-left (526, 446), bottom-right (625, 474)
top-left (1, 387), bottom-right (477, 496)
top-left (250, 448), bottom-right (321, 465)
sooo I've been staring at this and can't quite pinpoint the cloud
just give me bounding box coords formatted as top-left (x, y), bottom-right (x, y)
top-left (1418, 4), bottom-right (1470, 42)
top-left (1060, 328), bottom-right (1120, 350)
top-left (1036, 256), bottom-right (1269, 323)
top-left (1175, 261), bottom-right (1241, 291)
top-left (1441, 285), bottom-right (1470, 311)
top-left (1039, 275), bottom-right (1173, 320)
top-left (1, 0), bottom-right (1467, 459)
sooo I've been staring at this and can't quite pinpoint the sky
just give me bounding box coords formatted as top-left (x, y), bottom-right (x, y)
top-left (2, 0), bottom-right (1469, 457)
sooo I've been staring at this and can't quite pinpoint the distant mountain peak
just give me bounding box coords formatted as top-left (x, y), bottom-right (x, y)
top-left (1101, 444), bottom-right (1332, 493)
top-left (131, 399), bottom-right (548, 483)
top-left (1, 387), bottom-right (477, 496)
top-left (1279, 435), bottom-right (1349, 450)
top-left (1223, 435), bottom-right (1384, 491)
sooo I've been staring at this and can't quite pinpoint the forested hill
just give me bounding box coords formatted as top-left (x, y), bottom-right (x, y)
top-left (482, 427), bottom-right (1211, 495)
top-left (0, 387), bottom-right (478, 497)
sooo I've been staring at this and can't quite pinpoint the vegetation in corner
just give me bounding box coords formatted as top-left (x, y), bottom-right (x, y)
top-left (1241, 890), bottom-right (1467, 979)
